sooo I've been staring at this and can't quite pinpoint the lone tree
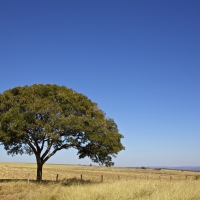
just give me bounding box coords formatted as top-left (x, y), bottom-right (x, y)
top-left (0, 84), bottom-right (124, 181)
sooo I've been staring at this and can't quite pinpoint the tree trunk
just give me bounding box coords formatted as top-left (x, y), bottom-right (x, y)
top-left (36, 159), bottom-right (43, 182)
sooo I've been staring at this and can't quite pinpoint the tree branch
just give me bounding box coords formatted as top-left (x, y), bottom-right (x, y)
top-left (43, 143), bottom-right (71, 163)
top-left (41, 137), bottom-right (52, 161)
top-left (24, 137), bottom-right (37, 155)
top-left (27, 130), bottom-right (41, 153)
top-left (40, 138), bottom-right (47, 153)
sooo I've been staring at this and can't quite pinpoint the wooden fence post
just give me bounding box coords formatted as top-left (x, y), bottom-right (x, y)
top-left (80, 174), bottom-right (82, 181)
top-left (101, 175), bottom-right (103, 182)
top-left (118, 175), bottom-right (120, 180)
top-left (27, 174), bottom-right (30, 183)
top-left (56, 174), bottom-right (58, 182)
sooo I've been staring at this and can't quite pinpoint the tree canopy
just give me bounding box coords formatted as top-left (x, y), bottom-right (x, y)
top-left (0, 84), bottom-right (124, 181)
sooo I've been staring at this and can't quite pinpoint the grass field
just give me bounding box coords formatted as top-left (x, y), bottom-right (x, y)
top-left (0, 162), bottom-right (200, 200)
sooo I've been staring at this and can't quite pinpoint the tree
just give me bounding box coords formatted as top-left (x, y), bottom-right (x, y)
top-left (0, 84), bottom-right (124, 181)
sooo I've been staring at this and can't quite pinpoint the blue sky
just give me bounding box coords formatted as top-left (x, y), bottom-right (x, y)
top-left (0, 0), bottom-right (200, 167)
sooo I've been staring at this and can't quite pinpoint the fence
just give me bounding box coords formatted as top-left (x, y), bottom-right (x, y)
top-left (22, 173), bottom-right (199, 183)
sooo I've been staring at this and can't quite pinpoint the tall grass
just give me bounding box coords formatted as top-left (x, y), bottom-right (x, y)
top-left (39, 179), bottom-right (200, 200)
top-left (0, 179), bottom-right (200, 200)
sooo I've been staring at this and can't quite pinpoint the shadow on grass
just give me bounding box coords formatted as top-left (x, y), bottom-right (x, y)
top-left (0, 177), bottom-right (99, 186)
top-left (60, 177), bottom-right (95, 186)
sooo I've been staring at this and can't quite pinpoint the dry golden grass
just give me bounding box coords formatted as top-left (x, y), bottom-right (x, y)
top-left (0, 162), bottom-right (200, 200)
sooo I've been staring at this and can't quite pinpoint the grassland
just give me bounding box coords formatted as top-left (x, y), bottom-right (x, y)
top-left (0, 162), bottom-right (200, 200)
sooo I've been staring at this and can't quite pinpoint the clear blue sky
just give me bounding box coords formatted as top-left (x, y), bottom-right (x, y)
top-left (0, 0), bottom-right (200, 167)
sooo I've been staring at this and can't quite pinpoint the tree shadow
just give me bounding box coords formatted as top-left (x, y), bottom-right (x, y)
top-left (0, 179), bottom-right (32, 183)
top-left (60, 177), bottom-right (97, 186)
top-left (0, 177), bottom-right (99, 186)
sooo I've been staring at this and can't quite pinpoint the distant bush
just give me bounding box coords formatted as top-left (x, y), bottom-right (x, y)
top-left (194, 175), bottom-right (200, 180)
top-left (154, 168), bottom-right (162, 170)
top-left (141, 167), bottom-right (146, 169)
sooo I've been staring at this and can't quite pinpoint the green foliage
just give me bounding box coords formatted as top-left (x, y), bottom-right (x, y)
top-left (0, 84), bottom-right (124, 168)
top-left (105, 161), bottom-right (114, 167)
